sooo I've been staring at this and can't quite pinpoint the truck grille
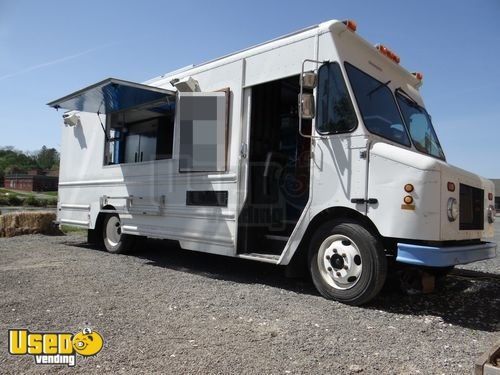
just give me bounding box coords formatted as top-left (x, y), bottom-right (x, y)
top-left (459, 183), bottom-right (484, 230)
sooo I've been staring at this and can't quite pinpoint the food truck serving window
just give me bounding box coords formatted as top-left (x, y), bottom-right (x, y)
top-left (47, 78), bottom-right (177, 165)
top-left (106, 102), bottom-right (176, 165)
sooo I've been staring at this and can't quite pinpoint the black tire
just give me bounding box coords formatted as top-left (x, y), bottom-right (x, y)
top-left (102, 214), bottom-right (135, 254)
top-left (308, 219), bottom-right (387, 306)
top-left (87, 228), bottom-right (101, 245)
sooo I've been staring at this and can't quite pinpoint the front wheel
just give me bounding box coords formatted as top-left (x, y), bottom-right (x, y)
top-left (308, 220), bottom-right (387, 306)
top-left (102, 214), bottom-right (135, 254)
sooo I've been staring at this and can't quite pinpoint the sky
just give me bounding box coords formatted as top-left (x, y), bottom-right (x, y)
top-left (0, 0), bottom-right (499, 177)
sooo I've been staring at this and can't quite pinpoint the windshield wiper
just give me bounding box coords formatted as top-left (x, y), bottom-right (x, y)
top-left (368, 80), bottom-right (391, 96)
top-left (396, 88), bottom-right (420, 108)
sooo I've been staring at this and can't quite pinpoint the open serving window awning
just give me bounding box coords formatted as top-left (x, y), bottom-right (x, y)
top-left (47, 78), bottom-right (176, 114)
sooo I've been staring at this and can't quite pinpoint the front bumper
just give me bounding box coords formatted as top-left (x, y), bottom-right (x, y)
top-left (396, 242), bottom-right (497, 267)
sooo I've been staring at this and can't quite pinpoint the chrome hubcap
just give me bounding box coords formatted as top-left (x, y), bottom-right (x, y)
top-left (105, 216), bottom-right (121, 246)
top-left (317, 234), bottom-right (362, 290)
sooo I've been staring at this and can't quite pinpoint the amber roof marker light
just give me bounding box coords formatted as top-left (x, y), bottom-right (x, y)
top-left (342, 20), bottom-right (357, 32)
top-left (412, 72), bottom-right (424, 81)
top-left (375, 44), bottom-right (400, 64)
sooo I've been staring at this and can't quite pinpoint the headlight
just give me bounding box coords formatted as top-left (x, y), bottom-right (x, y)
top-left (487, 205), bottom-right (496, 224)
top-left (447, 197), bottom-right (459, 222)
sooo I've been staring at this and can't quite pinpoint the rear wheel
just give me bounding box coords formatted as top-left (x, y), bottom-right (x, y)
top-left (102, 214), bottom-right (135, 254)
top-left (309, 220), bottom-right (387, 305)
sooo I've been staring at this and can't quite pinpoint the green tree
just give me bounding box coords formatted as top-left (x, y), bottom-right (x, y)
top-left (4, 165), bottom-right (25, 174)
top-left (0, 146), bottom-right (37, 176)
top-left (34, 146), bottom-right (60, 170)
top-left (0, 146), bottom-right (60, 178)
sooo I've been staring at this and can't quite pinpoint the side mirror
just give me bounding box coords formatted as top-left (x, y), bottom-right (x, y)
top-left (302, 71), bottom-right (317, 89)
top-left (299, 93), bottom-right (315, 119)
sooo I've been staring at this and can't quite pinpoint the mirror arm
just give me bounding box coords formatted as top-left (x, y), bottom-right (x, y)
top-left (299, 59), bottom-right (329, 139)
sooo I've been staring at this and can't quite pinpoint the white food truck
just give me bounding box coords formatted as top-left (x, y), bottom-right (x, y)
top-left (49, 19), bottom-right (496, 305)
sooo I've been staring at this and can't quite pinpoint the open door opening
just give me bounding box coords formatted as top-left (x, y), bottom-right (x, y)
top-left (238, 75), bottom-right (311, 255)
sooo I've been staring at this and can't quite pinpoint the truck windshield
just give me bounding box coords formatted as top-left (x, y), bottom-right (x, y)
top-left (345, 62), bottom-right (411, 147)
top-left (396, 91), bottom-right (445, 160)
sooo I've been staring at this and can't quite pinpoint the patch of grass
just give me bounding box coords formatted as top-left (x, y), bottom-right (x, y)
top-left (46, 198), bottom-right (57, 206)
top-left (0, 195), bottom-right (8, 206)
top-left (7, 195), bottom-right (22, 206)
top-left (23, 195), bottom-right (40, 207)
top-left (0, 188), bottom-right (31, 197)
top-left (0, 190), bottom-right (58, 207)
top-left (0, 189), bottom-right (58, 200)
top-left (60, 225), bottom-right (87, 234)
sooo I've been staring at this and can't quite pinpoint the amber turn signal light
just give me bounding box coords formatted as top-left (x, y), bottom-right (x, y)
top-left (404, 184), bottom-right (414, 193)
top-left (447, 182), bottom-right (455, 192)
top-left (403, 195), bottom-right (414, 205)
top-left (488, 192), bottom-right (493, 200)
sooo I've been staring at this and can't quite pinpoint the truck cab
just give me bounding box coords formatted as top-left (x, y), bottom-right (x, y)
top-left (297, 20), bottom-right (496, 303)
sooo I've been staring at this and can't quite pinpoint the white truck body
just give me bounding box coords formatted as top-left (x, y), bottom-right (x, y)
top-left (50, 20), bottom-right (496, 282)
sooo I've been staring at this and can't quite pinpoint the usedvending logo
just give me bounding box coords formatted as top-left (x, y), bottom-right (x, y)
top-left (8, 327), bottom-right (103, 367)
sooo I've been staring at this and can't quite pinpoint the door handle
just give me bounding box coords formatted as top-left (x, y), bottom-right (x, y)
top-left (240, 143), bottom-right (248, 158)
top-left (351, 198), bottom-right (378, 204)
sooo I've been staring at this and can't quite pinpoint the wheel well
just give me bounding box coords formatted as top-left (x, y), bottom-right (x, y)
top-left (88, 205), bottom-right (116, 244)
top-left (288, 207), bottom-right (383, 272)
top-left (95, 205), bottom-right (116, 231)
top-left (95, 204), bottom-right (116, 230)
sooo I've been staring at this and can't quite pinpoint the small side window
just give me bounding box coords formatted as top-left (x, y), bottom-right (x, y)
top-left (316, 62), bottom-right (357, 134)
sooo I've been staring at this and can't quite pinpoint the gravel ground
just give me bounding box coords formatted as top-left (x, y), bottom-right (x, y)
top-left (0, 224), bottom-right (499, 374)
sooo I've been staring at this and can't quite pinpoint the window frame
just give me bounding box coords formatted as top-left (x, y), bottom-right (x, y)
top-left (395, 89), bottom-right (446, 161)
top-left (315, 61), bottom-right (358, 136)
top-left (103, 102), bottom-right (176, 166)
top-left (344, 62), bottom-right (412, 148)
